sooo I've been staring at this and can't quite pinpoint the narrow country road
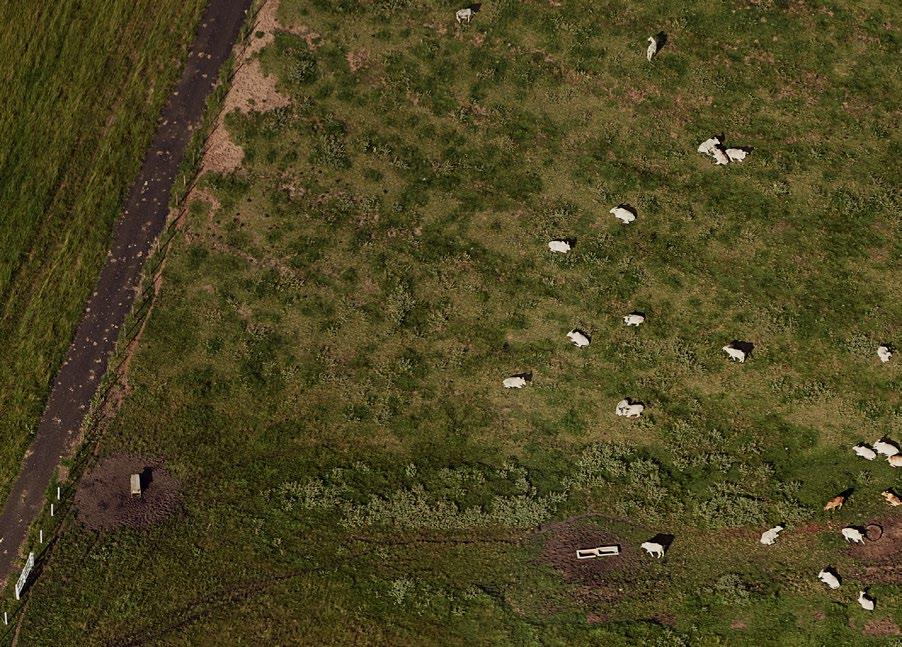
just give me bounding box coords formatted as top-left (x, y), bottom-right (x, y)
top-left (0, 0), bottom-right (252, 584)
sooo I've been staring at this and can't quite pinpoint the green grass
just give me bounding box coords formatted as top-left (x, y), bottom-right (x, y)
top-left (0, 0), bottom-right (207, 495)
top-left (12, 0), bottom-right (902, 644)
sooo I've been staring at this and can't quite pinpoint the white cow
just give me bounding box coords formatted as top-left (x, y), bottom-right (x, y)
top-left (646, 36), bottom-right (658, 62)
top-left (877, 345), bottom-right (892, 363)
top-left (853, 444), bottom-right (877, 460)
top-left (567, 330), bottom-right (590, 347)
top-left (624, 314), bottom-right (645, 326)
top-left (698, 136), bottom-right (721, 154)
top-left (548, 240), bottom-right (571, 254)
top-left (711, 146), bottom-right (730, 165)
top-left (759, 525), bottom-right (784, 545)
top-left (858, 590), bottom-right (875, 611)
top-left (616, 399), bottom-right (644, 418)
top-left (873, 440), bottom-right (900, 457)
top-left (818, 569), bottom-right (841, 589)
top-left (726, 148), bottom-right (748, 162)
top-left (889, 455), bottom-right (902, 467)
top-left (503, 376), bottom-right (527, 389)
top-left (841, 527), bottom-right (864, 544)
top-left (640, 541), bottom-right (665, 558)
top-left (456, 8), bottom-right (473, 23)
top-left (610, 206), bottom-right (636, 224)
top-left (722, 345), bottom-right (746, 363)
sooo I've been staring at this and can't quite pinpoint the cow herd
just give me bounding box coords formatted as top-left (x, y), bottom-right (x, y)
top-left (455, 5), bottom-right (896, 617)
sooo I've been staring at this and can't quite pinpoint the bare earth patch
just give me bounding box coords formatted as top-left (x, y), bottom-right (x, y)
top-left (862, 617), bottom-right (901, 637)
top-left (346, 48), bottom-right (369, 73)
top-left (202, 0), bottom-right (301, 175)
top-left (847, 516), bottom-right (902, 583)
top-left (537, 516), bottom-right (642, 603)
top-left (223, 58), bottom-right (290, 115)
top-left (203, 123), bottom-right (245, 174)
top-left (75, 452), bottom-right (182, 531)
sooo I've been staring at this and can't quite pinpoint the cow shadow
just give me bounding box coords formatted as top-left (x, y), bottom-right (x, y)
top-left (648, 533), bottom-right (675, 551)
top-left (617, 203), bottom-right (638, 217)
top-left (653, 31), bottom-right (668, 50)
top-left (731, 340), bottom-right (755, 357)
top-left (831, 487), bottom-right (855, 505)
top-left (140, 466), bottom-right (154, 491)
top-left (622, 396), bottom-right (645, 407)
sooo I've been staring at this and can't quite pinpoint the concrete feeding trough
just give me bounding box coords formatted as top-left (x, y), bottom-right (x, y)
top-left (130, 473), bottom-right (142, 496)
top-left (575, 545), bottom-right (620, 560)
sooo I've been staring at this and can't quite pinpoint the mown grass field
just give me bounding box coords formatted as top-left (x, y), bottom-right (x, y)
top-left (14, 0), bottom-right (901, 643)
top-left (0, 0), bottom-right (207, 496)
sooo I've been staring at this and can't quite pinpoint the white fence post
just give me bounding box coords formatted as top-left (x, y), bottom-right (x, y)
top-left (50, 503), bottom-right (54, 517)
top-left (57, 486), bottom-right (60, 501)
top-left (39, 529), bottom-right (43, 544)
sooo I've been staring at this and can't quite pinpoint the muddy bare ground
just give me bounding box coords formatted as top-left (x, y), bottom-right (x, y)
top-left (75, 453), bottom-right (181, 532)
top-left (861, 617), bottom-right (901, 637)
top-left (847, 515), bottom-right (902, 584)
top-left (538, 516), bottom-right (643, 604)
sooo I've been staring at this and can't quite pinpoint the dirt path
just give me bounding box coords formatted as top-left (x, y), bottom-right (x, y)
top-left (0, 0), bottom-right (252, 585)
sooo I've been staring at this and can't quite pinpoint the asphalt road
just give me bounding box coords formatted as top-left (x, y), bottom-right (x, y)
top-left (0, 0), bottom-right (252, 584)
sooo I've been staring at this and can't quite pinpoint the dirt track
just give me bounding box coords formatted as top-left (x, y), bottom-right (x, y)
top-left (0, 0), bottom-right (252, 583)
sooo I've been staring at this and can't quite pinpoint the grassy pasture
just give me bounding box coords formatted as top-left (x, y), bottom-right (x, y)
top-left (14, 0), bottom-right (902, 644)
top-left (0, 0), bottom-right (206, 495)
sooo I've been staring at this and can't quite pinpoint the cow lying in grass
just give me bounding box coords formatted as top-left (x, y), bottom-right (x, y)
top-left (616, 399), bottom-right (644, 418)
top-left (818, 568), bottom-right (841, 589)
top-left (759, 525), bottom-right (784, 545)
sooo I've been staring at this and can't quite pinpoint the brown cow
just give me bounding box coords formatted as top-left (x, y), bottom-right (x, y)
top-left (823, 495), bottom-right (846, 512)
top-left (882, 490), bottom-right (902, 507)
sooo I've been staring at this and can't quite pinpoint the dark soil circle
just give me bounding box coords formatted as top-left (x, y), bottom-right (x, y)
top-left (864, 524), bottom-right (883, 541)
top-left (538, 516), bottom-right (642, 594)
top-left (75, 452), bottom-right (181, 531)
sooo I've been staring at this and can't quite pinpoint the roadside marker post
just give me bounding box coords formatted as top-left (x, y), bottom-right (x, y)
top-left (39, 529), bottom-right (43, 544)
top-left (57, 486), bottom-right (60, 501)
top-left (4, 612), bottom-right (7, 625)
top-left (50, 503), bottom-right (54, 517)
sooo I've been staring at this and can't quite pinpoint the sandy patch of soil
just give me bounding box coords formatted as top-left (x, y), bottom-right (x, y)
top-left (203, 123), bottom-right (245, 174)
top-left (246, 0), bottom-right (280, 58)
top-left (223, 58), bottom-right (289, 115)
top-left (75, 453), bottom-right (182, 531)
top-left (202, 0), bottom-right (310, 175)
